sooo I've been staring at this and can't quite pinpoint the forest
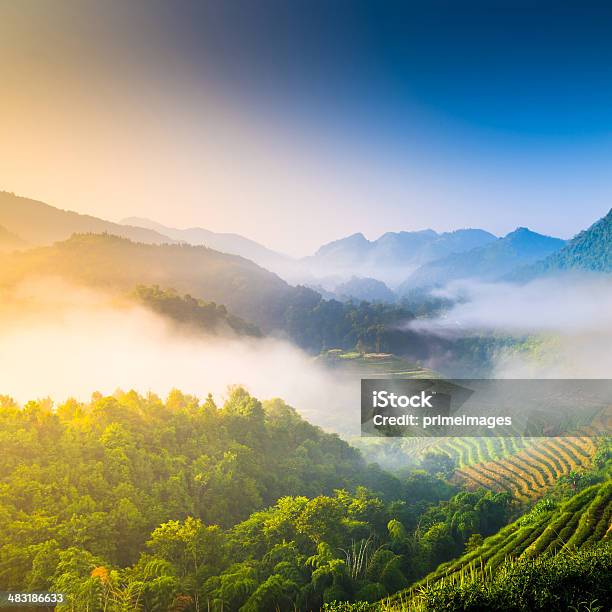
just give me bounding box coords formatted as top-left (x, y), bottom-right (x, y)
top-left (0, 388), bottom-right (518, 610)
top-left (0, 388), bottom-right (610, 611)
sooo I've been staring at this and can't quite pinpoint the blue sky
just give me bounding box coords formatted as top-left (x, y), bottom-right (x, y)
top-left (2, 1), bottom-right (612, 254)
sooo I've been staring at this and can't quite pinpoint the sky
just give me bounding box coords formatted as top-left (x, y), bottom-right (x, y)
top-left (2, 1), bottom-right (612, 255)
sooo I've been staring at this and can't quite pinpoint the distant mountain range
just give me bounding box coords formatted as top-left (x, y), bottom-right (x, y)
top-left (122, 216), bottom-right (292, 272)
top-left (303, 228), bottom-right (497, 285)
top-left (312, 229), bottom-right (497, 265)
top-left (0, 192), bottom-right (174, 246)
top-left (399, 227), bottom-right (565, 292)
top-left (2, 189), bottom-right (611, 299)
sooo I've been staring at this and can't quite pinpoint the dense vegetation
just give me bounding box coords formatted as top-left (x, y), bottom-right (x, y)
top-left (0, 390), bottom-right (519, 611)
top-left (517, 207), bottom-right (612, 279)
top-left (0, 233), bottom-right (450, 357)
top-left (381, 544), bottom-right (612, 612)
top-left (0, 233), bottom-right (297, 332)
top-left (132, 285), bottom-right (261, 337)
top-left (365, 440), bottom-right (612, 612)
top-left (378, 482), bottom-right (612, 611)
top-left (0, 230), bottom-right (543, 376)
top-left (412, 481), bottom-right (611, 584)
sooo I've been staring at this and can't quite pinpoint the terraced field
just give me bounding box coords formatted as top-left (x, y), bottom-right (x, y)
top-left (429, 436), bottom-right (536, 468)
top-left (316, 349), bottom-right (436, 378)
top-left (356, 433), bottom-right (598, 481)
top-left (454, 436), bottom-right (598, 502)
top-left (383, 481), bottom-right (612, 608)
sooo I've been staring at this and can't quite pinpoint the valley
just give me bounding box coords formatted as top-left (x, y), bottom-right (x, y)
top-left (0, 192), bottom-right (610, 611)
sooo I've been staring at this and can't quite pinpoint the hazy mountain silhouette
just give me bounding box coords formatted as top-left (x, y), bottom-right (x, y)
top-left (0, 233), bottom-right (305, 331)
top-left (304, 228), bottom-right (496, 286)
top-left (399, 227), bottom-right (565, 291)
top-left (312, 228), bottom-right (495, 266)
top-left (122, 216), bottom-right (291, 271)
top-left (333, 276), bottom-right (396, 303)
top-left (0, 192), bottom-right (174, 246)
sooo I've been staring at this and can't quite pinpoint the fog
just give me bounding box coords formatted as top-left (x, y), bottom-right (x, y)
top-left (0, 278), bottom-right (360, 434)
top-left (410, 275), bottom-right (612, 378)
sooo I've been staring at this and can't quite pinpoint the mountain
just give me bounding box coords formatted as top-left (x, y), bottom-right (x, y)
top-left (121, 216), bottom-right (292, 272)
top-left (305, 228), bottom-right (497, 285)
top-left (399, 227), bottom-right (565, 291)
top-left (517, 208), bottom-right (612, 279)
top-left (0, 233), bottom-right (300, 331)
top-left (333, 276), bottom-right (396, 303)
top-left (0, 224), bottom-right (26, 251)
top-left (312, 231), bottom-right (375, 265)
top-left (0, 191), bottom-right (174, 246)
top-left (0, 233), bottom-right (431, 354)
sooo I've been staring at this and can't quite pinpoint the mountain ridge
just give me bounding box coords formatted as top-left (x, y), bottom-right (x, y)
top-left (514, 208), bottom-right (612, 279)
top-left (121, 216), bottom-right (292, 271)
top-left (303, 227), bottom-right (498, 286)
top-left (0, 191), bottom-right (175, 247)
top-left (0, 232), bottom-right (298, 331)
top-left (399, 227), bottom-right (565, 291)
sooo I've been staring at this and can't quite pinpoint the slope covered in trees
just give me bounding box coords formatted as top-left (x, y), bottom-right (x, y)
top-left (132, 285), bottom-right (261, 337)
top-left (515, 207), bottom-right (612, 279)
top-left (0, 389), bottom-right (519, 611)
top-left (0, 233), bottom-right (427, 352)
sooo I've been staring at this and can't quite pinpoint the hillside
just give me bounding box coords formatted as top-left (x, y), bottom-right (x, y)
top-left (0, 224), bottom-right (26, 251)
top-left (515, 208), bottom-right (612, 279)
top-left (334, 276), bottom-right (396, 303)
top-left (0, 388), bottom-right (486, 610)
top-left (0, 233), bottom-right (298, 331)
top-left (415, 481), bottom-right (610, 584)
top-left (454, 435), bottom-right (598, 503)
top-left (315, 348), bottom-right (433, 378)
top-left (0, 388), bottom-right (402, 587)
top-left (0, 191), bottom-right (174, 246)
top-left (132, 285), bottom-right (261, 337)
top-left (0, 234), bottom-right (424, 350)
top-left (380, 481), bottom-right (611, 611)
top-left (122, 216), bottom-right (292, 272)
top-left (399, 228), bottom-right (565, 291)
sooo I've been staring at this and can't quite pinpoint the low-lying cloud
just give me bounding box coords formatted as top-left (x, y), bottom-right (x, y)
top-left (0, 278), bottom-right (360, 434)
top-left (408, 275), bottom-right (612, 378)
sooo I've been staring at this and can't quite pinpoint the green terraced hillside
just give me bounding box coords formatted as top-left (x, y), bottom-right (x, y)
top-left (454, 435), bottom-right (599, 502)
top-left (382, 481), bottom-right (611, 610)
